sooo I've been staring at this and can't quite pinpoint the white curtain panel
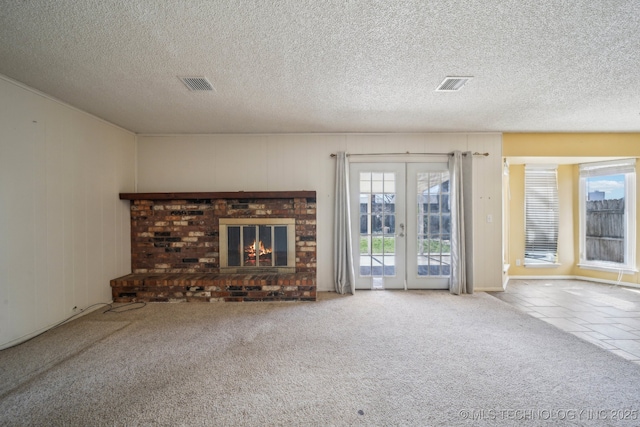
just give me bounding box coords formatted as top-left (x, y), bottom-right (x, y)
top-left (463, 151), bottom-right (474, 292)
top-left (449, 151), bottom-right (474, 295)
top-left (334, 152), bottom-right (356, 294)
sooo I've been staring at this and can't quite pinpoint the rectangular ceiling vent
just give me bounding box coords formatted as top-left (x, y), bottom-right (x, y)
top-left (435, 76), bottom-right (473, 92)
top-left (179, 76), bottom-right (214, 91)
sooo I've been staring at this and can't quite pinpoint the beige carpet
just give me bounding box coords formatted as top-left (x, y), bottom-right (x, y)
top-left (2, 291), bottom-right (640, 426)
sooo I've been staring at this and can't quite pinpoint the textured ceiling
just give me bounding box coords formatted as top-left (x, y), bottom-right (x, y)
top-left (1, 0), bottom-right (639, 134)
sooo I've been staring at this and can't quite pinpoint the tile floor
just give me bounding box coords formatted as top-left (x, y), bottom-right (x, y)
top-left (489, 279), bottom-right (640, 366)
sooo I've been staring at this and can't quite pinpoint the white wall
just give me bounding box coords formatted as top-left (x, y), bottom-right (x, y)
top-left (137, 133), bottom-right (503, 292)
top-left (0, 76), bottom-right (136, 349)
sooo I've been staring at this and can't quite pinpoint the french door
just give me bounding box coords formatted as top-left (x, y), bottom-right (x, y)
top-left (350, 162), bottom-right (451, 290)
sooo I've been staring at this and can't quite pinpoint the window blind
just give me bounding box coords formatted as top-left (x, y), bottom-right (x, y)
top-left (579, 158), bottom-right (635, 177)
top-left (525, 165), bottom-right (559, 262)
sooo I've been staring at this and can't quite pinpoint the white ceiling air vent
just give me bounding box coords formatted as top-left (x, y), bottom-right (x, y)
top-left (435, 76), bottom-right (473, 92)
top-left (179, 76), bottom-right (214, 91)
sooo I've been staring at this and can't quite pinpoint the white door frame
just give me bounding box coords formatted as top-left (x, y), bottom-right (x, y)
top-left (350, 161), bottom-right (451, 290)
top-left (350, 163), bottom-right (406, 289)
top-left (406, 163), bottom-right (450, 289)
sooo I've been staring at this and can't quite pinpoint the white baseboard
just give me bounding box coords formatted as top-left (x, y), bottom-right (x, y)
top-left (508, 275), bottom-right (640, 290)
top-left (573, 275), bottom-right (640, 290)
top-left (509, 275), bottom-right (574, 281)
top-left (476, 286), bottom-right (508, 292)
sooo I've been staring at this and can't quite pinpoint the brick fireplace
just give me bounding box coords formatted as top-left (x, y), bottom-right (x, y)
top-left (111, 191), bottom-right (316, 302)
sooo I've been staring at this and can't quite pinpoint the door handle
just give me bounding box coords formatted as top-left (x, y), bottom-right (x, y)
top-left (398, 223), bottom-right (405, 237)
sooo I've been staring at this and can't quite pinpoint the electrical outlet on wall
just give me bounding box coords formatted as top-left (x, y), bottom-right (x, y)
top-left (516, 259), bottom-right (521, 266)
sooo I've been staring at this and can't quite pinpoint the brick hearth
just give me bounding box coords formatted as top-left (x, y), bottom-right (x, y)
top-left (111, 191), bottom-right (317, 302)
top-left (111, 272), bottom-right (316, 302)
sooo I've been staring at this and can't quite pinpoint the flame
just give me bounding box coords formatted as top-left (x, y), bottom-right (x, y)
top-left (244, 240), bottom-right (272, 265)
top-left (245, 240), bottom-right (272, 256)
top-left (259, 240), bottom-right (272, 256)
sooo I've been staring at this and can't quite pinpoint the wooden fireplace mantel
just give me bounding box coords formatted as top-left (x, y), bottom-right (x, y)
top-left (119, 191), bottom-right (316, 200)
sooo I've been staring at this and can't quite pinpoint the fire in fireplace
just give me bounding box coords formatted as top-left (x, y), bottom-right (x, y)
top-left (232, 225), bottom-right (282, 267)
top-left (219, 218), bottom-right (296, 272)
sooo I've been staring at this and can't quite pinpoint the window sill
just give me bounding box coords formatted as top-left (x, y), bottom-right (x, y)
top-left (524, 263), bottom-right (561, 269)
top-left (578, 263), bottom-right (638, 275)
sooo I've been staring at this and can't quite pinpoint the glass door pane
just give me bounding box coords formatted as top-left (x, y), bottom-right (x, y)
top-left (416, 171), bottom-right (451, 276)
top-left (360, 192), bottom-right (396, 277)
top-left (243, 226), bottom-right (257, 266)
top-left (228, 226), bottom-right (241, 266)
top-left (274, 226), bottom-right (288, 266)
top-left (258, 225), bottom-right (273, 266)
top-left (407, 163), bottom-right (451, 289)
top-left (350, 163), bottom-right (406, 290)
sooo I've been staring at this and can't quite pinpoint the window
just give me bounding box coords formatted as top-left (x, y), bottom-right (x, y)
top-left (524, 165), bottom-right (559, 266)
top-left (579, 159), bottom-right (636, 272)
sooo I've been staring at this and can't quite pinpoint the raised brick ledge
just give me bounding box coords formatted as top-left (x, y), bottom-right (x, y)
top-left (110, 273), bottom-right (317, 303)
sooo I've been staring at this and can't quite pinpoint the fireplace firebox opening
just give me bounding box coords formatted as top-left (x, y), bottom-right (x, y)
top-left (219, 218), bottom-right (296, 273)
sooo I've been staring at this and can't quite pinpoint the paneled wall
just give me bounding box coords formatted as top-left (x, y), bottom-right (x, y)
top-left (0, 76), bottom-right (136, 349)
top-left (137, 133), bottom-right (503, 292)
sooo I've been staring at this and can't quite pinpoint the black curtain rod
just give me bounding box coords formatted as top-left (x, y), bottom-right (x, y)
top-left (329, 151), bottom-right (489, 158)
